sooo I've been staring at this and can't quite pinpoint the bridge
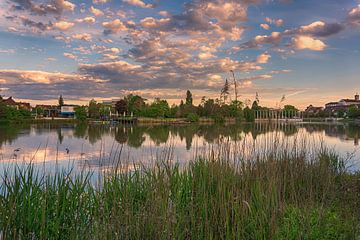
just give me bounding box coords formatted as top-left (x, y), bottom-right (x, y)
top-left (254, 110), bottom-right (304, 122)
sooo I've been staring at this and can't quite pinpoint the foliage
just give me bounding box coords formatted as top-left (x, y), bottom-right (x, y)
top-left (0, 103), bottom-right (31, 122)
top-left (0, 145), bottom-right (358, 239)
top-left (348, 106), bottom-right (360, 119)
top-left (185, 90), bottom-right (193, 106)
top-left (186, 113), bottom-right (199, 122)
top-left (75, 106), bottom-right (87, 121)
top-left (115, 99), bottom-right (128, 115)
top-left (243, 106), bottom-right (255, 122)
top-left (143, 98), bottom-right (170, 118)
top-left (126, 94), bottom-right (146, 115)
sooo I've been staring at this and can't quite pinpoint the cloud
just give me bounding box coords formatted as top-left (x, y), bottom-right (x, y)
top-left (102, 19), bottom-right (128, 34)
top-left (123, 0), bottom-right (154, 9)
top-left (265, 17), bottom-right (284, 27)
top-left (285, 21), bottom-right (344, 37)
top-left (10, 0), bottom-right (75, 15)
top-left (72, 33), bottom-right (92, 41)
top-left (348, 5), bottom-right (360, 25)
top-left (0, 69), bottom-right (87, 84)
top-left (198, 52), bottom-right (215, 60)
top-left (140, 17), bottom-right (171, 28)
top-left (93, 0), bottom-right (109, 4)
top-left (260, 23), bottom-right (270, 30)
top-left (53, 20), bottom-right (74, 31)
top-left (63, 52), bottom-right (77, 60)
top-left (158, 11), bottom-right (170, 17)
top-left (7, 27), bottom-right (19, 32)
top-left (237, 32), bottom-right (281, 50)
top-left (20, 17), bottom-right (52, 31)
top-left (76, 17), bottom-right (96, 24)
top-left (256, 53), bottom-right (271, 64)
top-left (78, 61), bottom-right (146, 87)
top-left (292, 35), bottom-right (326, 51)
top-left (90, 6), bottom-right (104, 16)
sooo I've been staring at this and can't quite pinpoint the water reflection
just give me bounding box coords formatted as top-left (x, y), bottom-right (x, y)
top-left (0, 122), bottom-right (359, 170)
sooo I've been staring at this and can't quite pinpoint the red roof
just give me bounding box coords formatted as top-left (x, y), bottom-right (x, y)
top-left (1, 97), bottom-right (17, 105)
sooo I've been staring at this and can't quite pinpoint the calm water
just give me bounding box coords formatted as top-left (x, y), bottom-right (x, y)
top-left (0, 122), bottom-right (359, 174)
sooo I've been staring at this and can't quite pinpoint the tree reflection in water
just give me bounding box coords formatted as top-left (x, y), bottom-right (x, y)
top-left (1, 122), bottom-right (360, 150)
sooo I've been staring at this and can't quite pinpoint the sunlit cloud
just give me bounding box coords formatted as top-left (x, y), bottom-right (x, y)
top-left (292, 35), bottom-right (326, 51)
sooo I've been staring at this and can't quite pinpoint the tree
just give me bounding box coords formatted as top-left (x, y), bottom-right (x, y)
top-left (348, 106), bottom-right (360, 118)
top-left (88, 99), bottom-right (99, 119)
top-left (186, 90), bottom-right (193, 106)
top-left (243, 107), bottom-right (255, 122)
top-left (220, 78), bottom-right (230, 104)
top-left (283, 105), bottom-right (298, 118)
top-left (115, 99), bottom-right (128, 115)
top-left (251, 100), bottom-right (259, 110)
top-left (58, 95), bottom-right (64, 107)
top-left (126, 94), bottom-right (146, 115)
top-left (147, 98), bottom-right (170, 118)
top-left (75, 106), bottom-right (87, 121)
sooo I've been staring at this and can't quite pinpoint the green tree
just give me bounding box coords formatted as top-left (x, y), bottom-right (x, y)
top-left (283, 105), bottom-right (299, 118)
top-left (348, 106), bottom-right (360, 118)
top-left (186, 90), bottom-right (193, 106)
top-left (75, 106), bottom-right (87, 121)
top-left (126, 94), bottom-right (146, 115)
top-left (88, 99), bottom-right (100, 119)
top-left (147, 98), bottom-right (170, 118)
top-left (99, 104), bottom-right (110, 120)
top-left (243, 107), bottom-right (255, 122)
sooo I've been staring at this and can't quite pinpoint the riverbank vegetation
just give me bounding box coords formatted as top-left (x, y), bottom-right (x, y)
top-left (0, 140), bottom-right (359, 239)
top-left (0, 102), bottom-right (31, 123)
top-left (86, 90), bottom-right (271, 123)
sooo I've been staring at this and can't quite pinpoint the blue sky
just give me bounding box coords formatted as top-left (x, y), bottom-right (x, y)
top-left (0, 0), bottom-right (359, 108)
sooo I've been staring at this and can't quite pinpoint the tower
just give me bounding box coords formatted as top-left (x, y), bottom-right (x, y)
top-left (355, 93), bottom-right (359, 101)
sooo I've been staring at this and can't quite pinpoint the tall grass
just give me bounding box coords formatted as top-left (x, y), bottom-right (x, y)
top-left (0, 138), bottom-right (359, 239)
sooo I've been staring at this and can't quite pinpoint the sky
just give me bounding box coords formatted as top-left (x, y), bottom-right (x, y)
top-left (0, 0), bottom-right (359, 109)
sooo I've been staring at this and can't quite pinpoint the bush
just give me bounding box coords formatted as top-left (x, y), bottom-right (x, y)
top-left (212, 115), bottom-right (224, 124)
top-left (186, 113), bottom-right (199, 122)
top-left (75, 106), bottom-right (87, 121)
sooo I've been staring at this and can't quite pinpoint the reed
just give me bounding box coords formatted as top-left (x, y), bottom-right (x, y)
top-left (0, 138), bottom-right (359, 239)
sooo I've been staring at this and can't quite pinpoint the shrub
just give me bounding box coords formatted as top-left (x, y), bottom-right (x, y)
top-left (186, 113), bottom-right (199, 122)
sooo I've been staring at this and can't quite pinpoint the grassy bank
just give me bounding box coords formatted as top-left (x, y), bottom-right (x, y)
top-left (0, 142), bottom-right (359, 239)
top-left (137, 117), bottom-right (237, 124)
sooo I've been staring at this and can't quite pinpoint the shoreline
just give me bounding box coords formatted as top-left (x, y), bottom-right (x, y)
top-left (1, 117), bottom-right (360, 126)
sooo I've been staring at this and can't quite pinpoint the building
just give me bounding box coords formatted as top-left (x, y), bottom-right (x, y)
top-left (60, 105), bottom-right (77, 118)
top-left (305, 105), bottom-right (324, 116)
top-left (0, 96), bottom-right (32, 111)
top-left (103, 99), bottom-right (121, 108)
top-left (325, 94), bottom-right (360, 112)
top-left (35, 105), bottom-right (60, 117)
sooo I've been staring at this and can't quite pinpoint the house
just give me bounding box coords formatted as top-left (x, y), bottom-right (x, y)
top-left (0, 96), bottom-right (32, 111)
top-left (60, 105), bottom-right (77, 118)
top-left (325, 94), bottom-right (360, 112)
top-left (305, 105), bottom-right (324, 116)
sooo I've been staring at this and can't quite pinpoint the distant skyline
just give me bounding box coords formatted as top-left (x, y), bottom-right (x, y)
top-left (0, 0), bottom-right (359, 109)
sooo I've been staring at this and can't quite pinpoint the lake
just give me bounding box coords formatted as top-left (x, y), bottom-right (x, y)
top-left (0, 122), bottom-right (359, 174)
